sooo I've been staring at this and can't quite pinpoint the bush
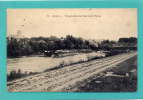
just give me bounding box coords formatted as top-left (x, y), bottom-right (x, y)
top-left (7, 69), bottom-right (38, 81)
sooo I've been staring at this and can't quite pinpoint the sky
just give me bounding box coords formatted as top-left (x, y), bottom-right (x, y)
top-left (7, 8), bottom-right (137, 41)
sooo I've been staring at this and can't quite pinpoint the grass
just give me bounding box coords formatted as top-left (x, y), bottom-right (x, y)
top-left (75, 55), bottom-right (137, 92)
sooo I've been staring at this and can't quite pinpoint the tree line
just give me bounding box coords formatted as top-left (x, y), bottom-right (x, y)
top-left (7, 35), bottom-right (137, 58)
top-left (7, 35), bottom-right (98, 57)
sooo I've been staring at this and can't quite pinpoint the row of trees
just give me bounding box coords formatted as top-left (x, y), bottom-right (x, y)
top-left (7, 35), bottom-right (98, 57)
top-left (7, 35), bottom-right (137, 58)
top-left (118, 37), bottom-right (137, 43)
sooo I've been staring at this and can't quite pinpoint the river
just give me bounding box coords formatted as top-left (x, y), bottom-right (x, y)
top-left (7, 52), bottom-right (104, 74)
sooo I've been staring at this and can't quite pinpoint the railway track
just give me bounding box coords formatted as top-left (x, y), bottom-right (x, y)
top-left (8, 52), bottom-right (136, 92)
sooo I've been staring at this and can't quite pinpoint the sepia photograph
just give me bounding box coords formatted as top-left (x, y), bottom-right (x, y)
top-left (7, 8), bottom-right (137, 92)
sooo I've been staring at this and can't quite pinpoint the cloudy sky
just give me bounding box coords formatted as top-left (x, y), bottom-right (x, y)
top-left (7, 8), bottom-right (137, 40)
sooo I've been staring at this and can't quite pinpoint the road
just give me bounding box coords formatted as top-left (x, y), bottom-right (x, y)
top-left (7, 52), bottom-right (137, 92)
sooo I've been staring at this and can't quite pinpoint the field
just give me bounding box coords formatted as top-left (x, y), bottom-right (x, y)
top-left (7, 52), bottom-right (137, 92)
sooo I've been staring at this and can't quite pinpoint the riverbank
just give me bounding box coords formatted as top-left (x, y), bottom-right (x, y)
top-left (7, 51), bottom-right (105, 81)
top-left (7, 52), bottom-right (136, 92)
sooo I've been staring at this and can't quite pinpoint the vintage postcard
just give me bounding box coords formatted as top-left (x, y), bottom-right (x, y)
top-left (7, 8), bottom-right (137, 92)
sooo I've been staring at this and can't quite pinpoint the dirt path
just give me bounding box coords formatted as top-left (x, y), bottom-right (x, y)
top-left (7, 52), bottom-right (137, 92)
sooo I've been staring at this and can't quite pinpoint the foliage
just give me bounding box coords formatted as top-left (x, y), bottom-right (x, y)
top-left (7, 69), bottom-right (38, 81)
top-left (7, 35), bottom-right (137, 58)
top-left (7, 35), bottom-right (98, 57)
top-left (118, 37), bottom-right (137, 43)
